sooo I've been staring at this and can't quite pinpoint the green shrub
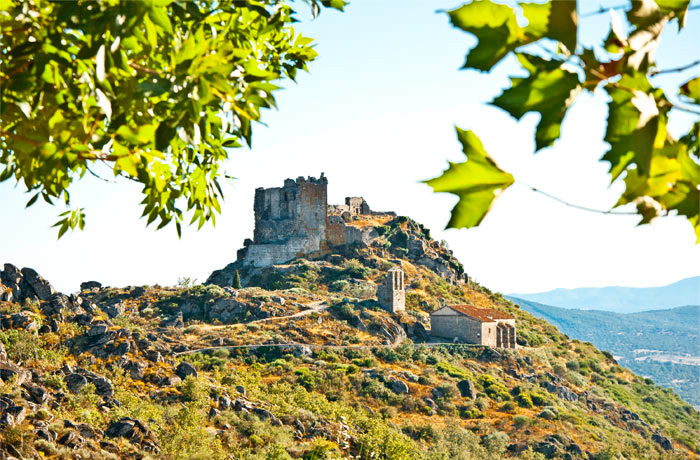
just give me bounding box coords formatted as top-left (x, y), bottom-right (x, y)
top-left (516, 392), bottom-right (533, 408)
top-left (436, 361), bottom-right (470, 380)
top-left (501, 401), bottom-right (516, 412)
top-left (513, 415), bottom-right (531, 429)
top-left (484, 383), bottom-right (510, 401)
top-left (538, 406), bottom-right (559, 420)
top-left (460, 407), bottom-right (485, 419)
top-left (178, 376), bottom-right (208, 404)
top-left (294, 368), bottom-right (317, 390)
top-left (530, 390), bottom-right (548, 406)
top-left (482, 431), bottom-right (509, 454)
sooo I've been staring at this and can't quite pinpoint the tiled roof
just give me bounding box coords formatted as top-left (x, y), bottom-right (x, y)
top-left (440, 304), bottom-right (514, 322)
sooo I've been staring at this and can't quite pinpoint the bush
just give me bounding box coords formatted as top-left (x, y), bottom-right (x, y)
top-left (513, 415), bottom-right (531, 429)
top-left (566, 360), bottom-right (580, 371)
top-left (460, 407), bottom-right (485, 419)
top-left (178, 376), bottom-right (208, 404)
top-left (530, 390), bottom-right (548, 406)
top-left (516, 392), bottom-right (533, 408)
top-left (501, 401), bottom-right (516, 412)
top-left (485, 383), bottom-right (510, 401)
top-left (538, 406), bottom-right (559, 420)
top-left (482, 431), bottom-right (509, 454)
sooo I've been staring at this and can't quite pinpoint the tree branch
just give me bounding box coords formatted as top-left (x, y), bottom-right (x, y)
top-left (581, 3), bottom-right (700, 18)
top-left (524, 184), bottom-right (638, 215)
top-left (128, 61), bottom-right (161, 75)
top-left (86, 165), bottom-right (117, 183)
top-left (651, 59), bottom-right (700, 75)
top-left (0, 129), bottom-right (40, 146)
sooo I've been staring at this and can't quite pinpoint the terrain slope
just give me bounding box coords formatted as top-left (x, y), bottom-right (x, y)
top-left (0, 216), bottom-right (697, 459)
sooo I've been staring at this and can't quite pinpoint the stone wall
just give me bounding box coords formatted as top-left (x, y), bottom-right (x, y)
top-left (430, 314), bottom-right (484, 344)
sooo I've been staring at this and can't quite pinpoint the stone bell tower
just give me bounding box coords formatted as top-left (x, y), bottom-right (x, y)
top-left (378, 267), bottom-right (405, 313)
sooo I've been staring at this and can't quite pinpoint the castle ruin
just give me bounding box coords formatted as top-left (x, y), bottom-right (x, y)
top-left (235, 174), bottom-right (392, 268)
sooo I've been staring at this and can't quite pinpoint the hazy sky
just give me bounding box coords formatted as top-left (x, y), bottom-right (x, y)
top-left (1, 0), bottom-right (699, 295)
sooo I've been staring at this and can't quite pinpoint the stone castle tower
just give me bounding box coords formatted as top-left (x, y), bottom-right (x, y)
top-left (237, 174), bottom-right (329, 267)
top-left (378, 267), bottom-right (405, 313)
top-left (233, 174), bottom-right (393, 268)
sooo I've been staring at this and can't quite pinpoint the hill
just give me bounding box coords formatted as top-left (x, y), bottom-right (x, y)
top-left (509, 277), bottom-right (700, 313)
top-left (0, 215), bottom-right (698, 460)
top-left (507, 298), bottom-right (700, 408)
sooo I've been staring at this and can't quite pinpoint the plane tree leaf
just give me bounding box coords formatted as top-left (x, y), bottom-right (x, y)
top-left (493, 54), bottom-right (582, 151)
top-left (424, 128), bottom-right (514, 228)
top-left (603, 73), bottom-right (668, 180)
top-left (448, 0), bottom-right (577, 71)
top-left (434, 0), bottom-right (699, 242)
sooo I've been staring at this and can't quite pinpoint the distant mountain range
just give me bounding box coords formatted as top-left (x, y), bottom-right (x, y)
top-left (507, 296), bottom-right (700, 407)
top-left (509, 276), bottom-right (700, 313)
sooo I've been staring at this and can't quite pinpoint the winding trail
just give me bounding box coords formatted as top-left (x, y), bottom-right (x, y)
top-left (176, 300), bottom-right (490, 357)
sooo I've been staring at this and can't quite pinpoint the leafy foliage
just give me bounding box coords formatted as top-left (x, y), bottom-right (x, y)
top-left (428, 0), bottom-right (700, 241)
top-left (0, 0), bottom-right (344, 237)
top-left (424, 128), bottom-right (514, 228)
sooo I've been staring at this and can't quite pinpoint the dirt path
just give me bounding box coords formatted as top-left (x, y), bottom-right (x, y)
top-left (247, 300), bottom-right (329, 325)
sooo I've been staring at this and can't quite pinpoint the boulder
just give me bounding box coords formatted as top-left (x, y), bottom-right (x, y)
top-left (534, 441), bottom-right (560, 458)
top-left (27, 385), bottom-right (49, 404)
top-left (103, 302), bottom-right (124, 319)
top-left (21, 267), bottom-right (55, 300)
top-left (0, 362), bottom-right (31, 386)
top-left (457, 378), bottom-right (476, 399)
top-left (6, 405), bottom-right (26, 424)
top-left (65, 373), bottom-right (88, 394)
top-left (57, 430), bottom-right (84, 449)
top-left (123, 360), bottom-right (147, 380)
top-left (652, 433), bottom-right (673, 451)
top-left (106, 418), bottom-right (136, 438)
top-left (251, 407), bottom-right (282, 426)
top-left (88, 374), bottom-right (114, 397)
top-left (387, 377), bottom-right (409, 394)
top-left (176, 361), bottom-right (198, 380)
top-left (80, 281), bottom-right (102, 291)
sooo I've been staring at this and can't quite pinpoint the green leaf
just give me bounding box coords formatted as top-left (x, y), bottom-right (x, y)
top-left (320, 0), bottom-right (347, 11)
top-left (680, 76), bottom-right (700, 105)
top-left (25, 193), bottom-right (39, 208)
top-left (148, 6), bottom-right (173, 35)
top-left (603, 73), bottom-right (664, 179)
top-left (448, 1), bottom-right (522, 71)
top-left (424, 128), bottom-right (514, 228)
top-left (493, 53), bottom-right (581, 151)
top-left (520, 1), bottom-right (578, 53)
top-left (448, 0), bottom-right (577, 71)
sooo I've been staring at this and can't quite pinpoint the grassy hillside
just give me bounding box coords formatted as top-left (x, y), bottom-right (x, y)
top-left (509, 277), bottom-right (700, 313)
top-left (0, 217), bottom-right (698, 459)
top-left (507, 298), bottom-right (700, 408)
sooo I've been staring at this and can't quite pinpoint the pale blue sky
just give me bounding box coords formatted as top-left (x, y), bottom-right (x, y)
top-left (1, 0), bottom-right (699, 294)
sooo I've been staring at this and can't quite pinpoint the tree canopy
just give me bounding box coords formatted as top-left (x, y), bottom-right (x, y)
top-left (425, 0), bottom-right (700, 242)
top-left (0, 0), bottom-right (344, 237)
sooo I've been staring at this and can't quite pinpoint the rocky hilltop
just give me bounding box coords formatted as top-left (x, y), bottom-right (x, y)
top-left (0, 213), bottom-right (698, 459)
